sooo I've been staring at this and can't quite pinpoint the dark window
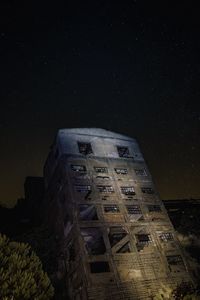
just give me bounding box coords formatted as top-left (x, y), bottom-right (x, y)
top-left (79, 204), bottom-right (98, 221)
top-left (141, 187), bottom-right (154, 194)
top-left (126, 205), bottom-right (141, 214)
top-left (81, 228), bottom-right (106, 255)
top-left (108, 227), bottom-right (127, 247)
top-left (135, 169), bottom-right (147, 176)
top-left (96, 175), bottom-right (110, 180)
top-left (159, 233), bottom-right (174, 242)
top-left (108, 227), bottom-right (131, 253)
top-left (117, 146), bottom-right (130, 158)
top-left (167, 255), bottom-right (184, 266)
top-left (104, 205), bottom-right (120, 213)
top-left (78, 142), bottom-right (93, 155)
top-left (148, 205), bottom-right (161, 212)
top-left (114, 168), bottom-right (128, 175)
top-left (90, 261), bottom-right (110, 273)
top-left (71, 164), bottom-right (86, 172)
top-left (75, 185), bottom-right (91, 193)
top-left (121, 186), bottom-right (135, 195)
top-left (136, 234), bottom-right (152, 244)
top-left (94, 167), bottom-right (108, 173)
top-left (97, 185), bottom-right (114, 193)
top-left (124, 197), bottom-right (138, 201)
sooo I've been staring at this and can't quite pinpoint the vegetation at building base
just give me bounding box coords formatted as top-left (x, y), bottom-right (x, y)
top-left (0, 234), bottom-right (54, 300)
top-left (14, 225), bottom-right (69, 300)
top-left (153, 282), bottom-right (200, 300)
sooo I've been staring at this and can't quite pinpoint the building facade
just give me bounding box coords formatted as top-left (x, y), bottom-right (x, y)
top-left (44, 128), bottom-right (193, 300)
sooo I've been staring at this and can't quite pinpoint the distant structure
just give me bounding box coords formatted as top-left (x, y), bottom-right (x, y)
top-left (44, 128), bottom-right (194, 300)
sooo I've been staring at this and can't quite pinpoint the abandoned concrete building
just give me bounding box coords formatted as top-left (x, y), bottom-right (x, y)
top-left (44, 128), bottom-right (193, 299)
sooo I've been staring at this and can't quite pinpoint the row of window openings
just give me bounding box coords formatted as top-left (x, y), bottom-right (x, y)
top-left (80, 227), bottom-right (174, 257)
top-left (89, 254), bottom-right (183, 273)
top-left (75, 184), bottom-right (154, 195)
top-left (78, 142), bottom-right (133, 158)
top-left (79, 204), bottom-right (162, 221)
top-left (71, 164), bottom-right (147, 176)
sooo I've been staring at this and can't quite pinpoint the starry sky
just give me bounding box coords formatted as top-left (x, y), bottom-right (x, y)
top-left (0, 1), bottom-right (200, 206)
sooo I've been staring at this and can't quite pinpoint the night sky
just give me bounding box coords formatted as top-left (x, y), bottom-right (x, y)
top-left (0, 1), bottom-right (200, 206)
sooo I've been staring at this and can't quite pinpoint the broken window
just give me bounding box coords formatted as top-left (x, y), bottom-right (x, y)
top-left (75, 185), bottom-right (91, 193)
top-left (79, 204), bottom-right (98, 221)
top-left (78, 142), bottom-right (93, 155)
top-left (126, 205), bottom-right (143, 221)
top-left (71, 164), bottom-right (86, 172)
top-left (94, 167), bottom-right (108, 173)
top-left (148, 205), bottom-right (161, 212)
top-left (90, 261), bottom-right (110, 273)
top-left (117, 146), bottom-right (130, 158)
top-left (135, 169), bottom-right (147, 176)
top-left (108, 227), bottom-right (130, 253)
top-left (167, 255), bottom-right (184, 266)
top-left (136, 233), bottom-right (152, 251)
top-left (121, 186), bottom-right (135, 195)
top-left (136, 234), bottom-right (152, 244)
top-left (81, 228), bottom-right (106, 255)
top-left (114, 168), bottom-right (128, 175)
top-left (141, 187), bottom-right (154, 194)
top-left (159, 232), bottom-right (174, 242)
top-left (104, 205), bottom-right (120, 213)
top-left (97, 185), bottom-right (114, 193)
top-left (126, 205), bottom-right (141, 214)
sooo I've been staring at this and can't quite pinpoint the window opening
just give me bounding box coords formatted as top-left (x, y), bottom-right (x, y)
top-left (135, 169), bottom-right (147, 176)
top-left (97, 185), bottom-right (114, 193)
top-left (148, 205), bottom-right (161, 212)
top-left (81, 228), bottom-right (106, 255)
top-left (136, 233), bottom-right (152, 251)
top-left (108, 227), bottom-right (130, 253)
top-left (108, 227), bottom-right (127, 247)
top-left (136, 234), bottom-right (152, 244)
top-left (167, 255), bottom-right (184, 266)
top-left (75, 185), bottom-right (91, 193)
top-left (159, 232), bottom-right (174, 242)
top-left (121, 186), bottom-right (135, 195)
top-left (126, 205), bottom-right (141, 214)
top-left (114, 168), bottom-right (128, 175)
top-left (79, 204), bottom-right (98, 221)
top-left (71, 164), bottom-right (86, 172)
top-left (78, 142), bottom-right (93, 155)
top-left (96, 175), bottom-right (110, 180)
top-left (104, 205), bottom-right (120, 213)
top-left (94, 167), bottom-right (108, 173)
top-left (90, 261), bottom-right (110, 273)
top-left (117, 146), bottom-right (130, 158)
top-left (141, 187), bottom-right (154, 194)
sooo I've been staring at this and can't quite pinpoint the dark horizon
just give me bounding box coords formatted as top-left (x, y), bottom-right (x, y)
top-left (0, 1), bottom-right (200, 206)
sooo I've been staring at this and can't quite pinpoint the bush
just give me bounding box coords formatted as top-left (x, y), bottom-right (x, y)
top-left (0, 234), bottom-right (54, 300)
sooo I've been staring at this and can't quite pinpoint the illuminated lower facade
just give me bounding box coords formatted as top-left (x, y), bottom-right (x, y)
top-left (44, 128), bottom-right (193, 299)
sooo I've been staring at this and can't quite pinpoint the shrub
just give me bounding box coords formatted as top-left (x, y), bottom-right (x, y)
top-left (0, 234), bottom-right (54, 300)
